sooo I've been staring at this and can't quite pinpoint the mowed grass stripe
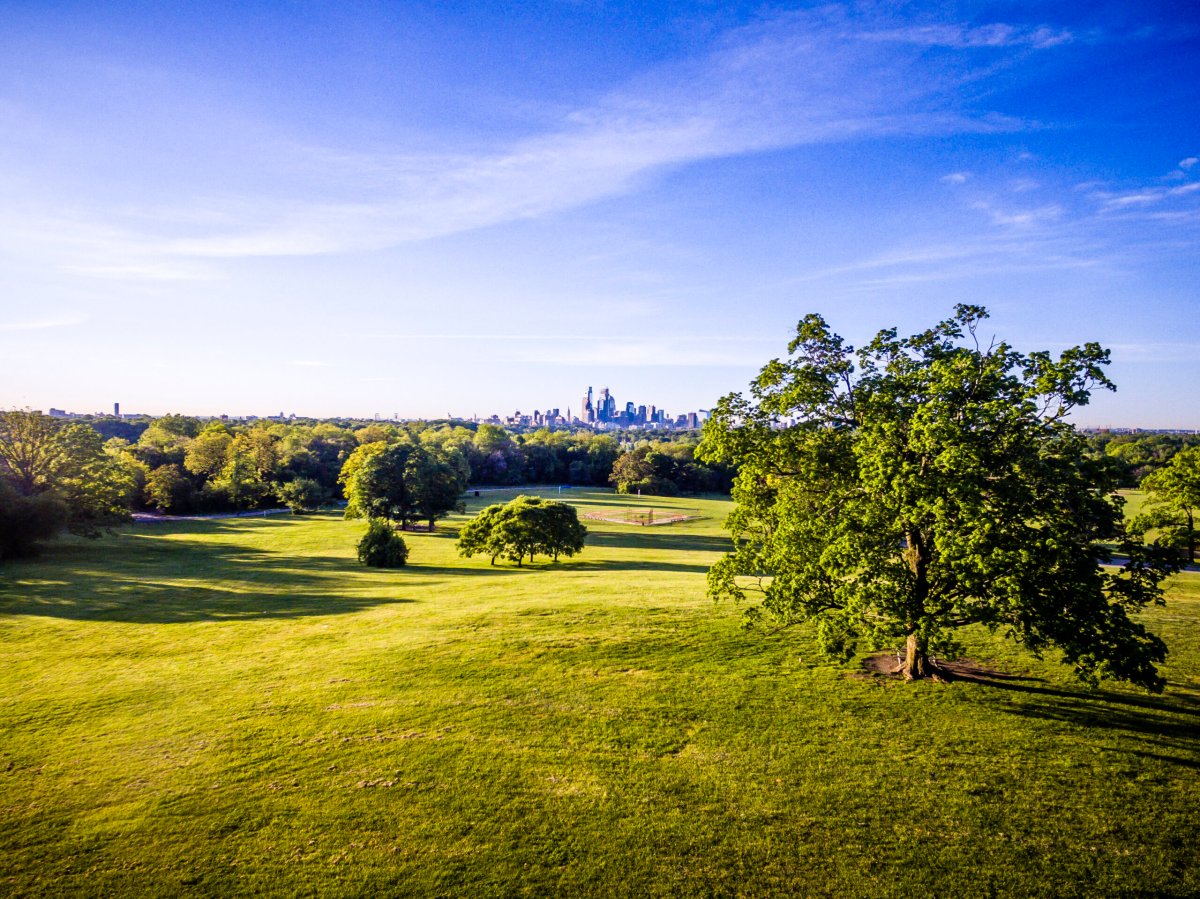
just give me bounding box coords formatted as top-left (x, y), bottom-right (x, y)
top-left (0, 489), bottom-right (1197, 897)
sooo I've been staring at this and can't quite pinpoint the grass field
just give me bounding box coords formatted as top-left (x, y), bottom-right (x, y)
top-left (1, 488), bottom-right (1198, 897)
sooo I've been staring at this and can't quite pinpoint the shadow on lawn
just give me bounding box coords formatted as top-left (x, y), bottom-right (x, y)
top-left (961, 671), bottom-right (1200, 768)
top-left (569, 559), bottom-right (711, 574)
top-left (0, 531), bottom-right (413, 624)
top-left (584, 531), bottom-right (733, 554)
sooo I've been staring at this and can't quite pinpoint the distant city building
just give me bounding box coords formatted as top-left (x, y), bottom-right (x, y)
top-left (113, 402), bottom-right (120, 417)
top-left (581, 386), bottom-right (595, 424)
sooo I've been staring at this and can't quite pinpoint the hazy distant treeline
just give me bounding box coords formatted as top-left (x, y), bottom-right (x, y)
top-left (78, 415), bottom-right (728, 515)
top-left (1084, 432), bottom-right (1200, 487)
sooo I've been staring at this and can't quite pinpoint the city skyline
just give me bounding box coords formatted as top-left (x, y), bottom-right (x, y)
top-left (1, 3), bottom-right (1198, 427)
top-left (39, 381), bottom-right (714, 431)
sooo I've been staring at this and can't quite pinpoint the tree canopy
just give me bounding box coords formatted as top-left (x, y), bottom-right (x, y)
top-left (340, 439), bottom-right (468, 530)
top-left (457, 495), bottom-right (587, 566)
top-left (698, 305), bottom-right (1176, 690)
top-left (0, 410), bottom-right (133, 558)
top-left (1130, 445), bottom-right (1200, 566)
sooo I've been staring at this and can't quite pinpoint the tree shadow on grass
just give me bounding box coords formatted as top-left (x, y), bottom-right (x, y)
top-left (956, 671), bottom-right (1200, 769)
top-left (584, 531), bottom-right (733, 554)
top-left (0, 532), bottom-right (414, 624)
top-left (567, 559), bottom-right (711, 574)
top-left (948, 668), bottom-right (1200, 716)
top-left (404, 563), bottom-right (532, 577)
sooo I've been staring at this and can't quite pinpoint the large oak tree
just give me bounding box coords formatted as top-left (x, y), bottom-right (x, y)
top-left (698, 306), bottom-right (1176, 690)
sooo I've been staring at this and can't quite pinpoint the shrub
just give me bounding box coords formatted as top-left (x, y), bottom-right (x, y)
top-left (357, 518), bottom-right (409, 568)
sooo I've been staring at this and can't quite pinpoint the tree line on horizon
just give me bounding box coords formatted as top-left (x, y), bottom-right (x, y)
top-left (0, 403), bottom-right (1195, 566)
top-left (0, 411), bottom-right (730, 558)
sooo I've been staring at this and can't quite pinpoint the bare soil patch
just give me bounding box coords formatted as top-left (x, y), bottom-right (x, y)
top-left (859, 652), bottom-right (1022, 684)
top-left (583, 507), bottom-right (703, 526)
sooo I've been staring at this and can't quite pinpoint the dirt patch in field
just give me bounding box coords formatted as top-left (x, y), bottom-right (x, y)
top-left (858, 653), bottom-right (1021, 683)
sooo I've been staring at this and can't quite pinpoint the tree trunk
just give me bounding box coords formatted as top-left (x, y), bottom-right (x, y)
top-left (902, 525), bottom-right (933, 680)
top-left (903, 631), bottom-right (930, 680)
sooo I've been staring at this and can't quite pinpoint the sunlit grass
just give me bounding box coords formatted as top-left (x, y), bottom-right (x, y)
top-left (1, 489), bottom-right (1197, 896)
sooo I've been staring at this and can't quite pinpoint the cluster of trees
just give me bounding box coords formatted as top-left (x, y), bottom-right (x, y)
top-left (608, 441), bottom-right (735, 495)
top-left (340, 438), bottom-right (469, 531)
top-left (0, 407), bottom-right (723, 561)
top-left (457, 496), bottom-right (587, 566)
top-left (1130, 446), bottom-right (1200, 566)
top-left (110, 415), bottom-right (360, 514)
top-left (1085, 432), bottom-right (1200, 487)
top-left (443, 424), bottom-right (621, 487)
top-left (700, 305), bottom-right (1179, 691)
top-left (0, 410), bottom-right (134, 558)
top-left (97, 417), bottom-right (653, 515)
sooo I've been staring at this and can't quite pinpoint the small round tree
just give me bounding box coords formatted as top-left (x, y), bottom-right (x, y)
top-left (457, 496), bottom-right (587, 566)
top-left (357, 518), bottom-right (409, 568)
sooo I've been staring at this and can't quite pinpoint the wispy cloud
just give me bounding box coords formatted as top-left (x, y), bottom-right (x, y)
top-left (975, 202), bottom-right (1063, 227)
top-left (514, 339), bottom-right (762, 368)
top-left (0, 314), bottom-right (87, 332)
top-left (1088, 170), bottom-right (1200, 212)
top-left (366, 333), bottom-right (777, 343)
top-left (1107, 342), bottom-right (1200, 363)
top-left (859, 23), bottom-right (1073, 50)
top-left (941, 171), bottom-right (971, 184)
top-left (0, 7), bottom-right (1063, 273)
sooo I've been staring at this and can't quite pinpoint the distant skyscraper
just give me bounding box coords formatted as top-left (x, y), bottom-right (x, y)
top-left (113, 402), bottom-right (119, 417)
top-left (581, 386), bottom-right (594, 423)
top-left (598, 388), bottom-right (617, 422)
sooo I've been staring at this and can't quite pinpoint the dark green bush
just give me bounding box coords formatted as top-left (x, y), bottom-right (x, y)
top-left (357, 518), bottom-right (408, 567)
top-left (0, 482), bottom-right (66, 560)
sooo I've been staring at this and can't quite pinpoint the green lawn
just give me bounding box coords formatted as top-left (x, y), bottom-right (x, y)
top-left (1, 489), bottom-right (1198, 897)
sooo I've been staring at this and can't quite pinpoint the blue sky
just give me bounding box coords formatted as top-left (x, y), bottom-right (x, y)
top-left (1, 1), bottom-right (1197, 426)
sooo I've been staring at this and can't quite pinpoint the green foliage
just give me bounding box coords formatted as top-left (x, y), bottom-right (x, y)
top-left (275, 477), bottom-right (327, 513)
top-left (610, 440), bottom-right (733, 496)
top-left (0, 410), bottom-right (132, 550)
top-left (340, 439), bottom-right (467, 529)
top-left (145, 464), bottom-right (195, 514)
top-left (356, 518), bottom-right (409, 567)
top-left (1087, 432), bottom-right (1200, 486)
top-left (457, 495), bottom-right (587, 565)
top-left (1130, 446), bottom-right (1200, 565)
top-left (211, 449), bottom-right (271, 511)
top-left (0, 480), bottom-right (66, 559)
top-left (699, 305), bottom-right (1176, 690)
top-left (183, 429), bottom-right (232, 479)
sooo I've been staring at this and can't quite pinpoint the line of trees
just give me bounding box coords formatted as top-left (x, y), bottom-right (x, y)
top-left (0, 408), bottom-right (730, 560)
top-left (608, 442), bottom-right (735, 495)
top-left (69, 414), bottom-right (726, 516)
top-left (1084, 432), bottom-right (1200, 487)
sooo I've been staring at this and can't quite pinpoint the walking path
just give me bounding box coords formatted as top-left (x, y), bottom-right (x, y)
top-left (132, 508), bottom-right (294, 522)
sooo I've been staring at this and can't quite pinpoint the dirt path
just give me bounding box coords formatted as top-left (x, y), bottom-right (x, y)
top-left (132, 508), bottom-right (294, 523)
